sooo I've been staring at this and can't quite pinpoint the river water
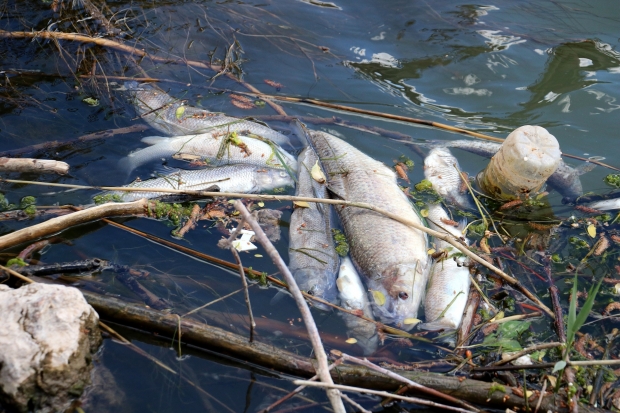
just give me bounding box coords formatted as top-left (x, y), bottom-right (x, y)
top-left (1, 0), bottom-right (620, 411)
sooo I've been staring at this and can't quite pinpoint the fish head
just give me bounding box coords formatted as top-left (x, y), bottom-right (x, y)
top-left (367, 263), bottom-right (426, 331)
top-left (292, 267), bottom-right (339, 311)
top-left (256, 169), bottom-right (295, 192)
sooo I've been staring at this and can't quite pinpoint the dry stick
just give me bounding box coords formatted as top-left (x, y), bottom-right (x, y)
top-left (544, 256), bottom-right (567, 343)
top-left (292, 381), bottom-right (475, 413)
top-left (182, 287), bottom-right (244, 317)
top-left (332, 351), bottom-right (480, 413)
top-left (0, 264), bottom-right (236, 413)
top-left (492, 342), bottom-right (563, 366)
top-left (222, 221), bottom-right (256, 343)
top-left (0, 180), bottom-right (555, 319)
top-left (262, 359), bottom-right (344, 413)
top-left (234, 201), bottom-right (346, 413)
top-left (340, 394), bottom-right (371, 413)
top-left (0, 199), bottom-right (150, 251)
top-left (534, 378), bottom-right (548, 413)
top-left (0, 158), bottom-right (69, 175)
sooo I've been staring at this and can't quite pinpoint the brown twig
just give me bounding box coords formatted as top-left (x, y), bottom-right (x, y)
top-left (544, 256), bottom-right (567, 343)
top-left (220, 220), bottom-right (256, 343)
top-left (331, 351), bottom-right (481, 412)
top-left (234, 200), bottom-right (345, 413)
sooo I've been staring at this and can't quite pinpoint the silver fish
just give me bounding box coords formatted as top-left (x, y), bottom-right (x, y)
top-left (288, 147), bottom-right (339, 310)
top-left (307, 130), bottom-right (429, 330)
top-left (428, 139), bottom-right (594, 203)
top-left (119, 132), bottom-right (297, 175)
top-left (424, 147), bottom-right (475, 210)
top-left (587, 198), bottom-right (620, 211)
top-left (337, 256), bottom-right (379, 355)
top-left (102, 165), bottom-right (293, 202)
top-left (420, 204), bottom-right (470, 331)
top-left (124, 82), bottom-right (291, 146)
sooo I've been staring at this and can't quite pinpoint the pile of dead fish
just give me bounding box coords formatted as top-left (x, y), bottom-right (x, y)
top-left (114, 83), bottom-right (615, 356)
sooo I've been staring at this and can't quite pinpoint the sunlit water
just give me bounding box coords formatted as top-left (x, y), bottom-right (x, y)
top-left (1, 0), bottom-right (620, 411)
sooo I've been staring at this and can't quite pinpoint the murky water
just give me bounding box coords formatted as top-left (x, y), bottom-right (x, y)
top-left (1, 0), bottom-right (620, 411)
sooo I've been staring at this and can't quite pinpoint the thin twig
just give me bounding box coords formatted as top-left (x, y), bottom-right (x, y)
top-left (261, 359), bottom-right (344, 413)
top-left (331, 351), bottom-right (480, 413)
top-left (292, 380), bottom-right (476, 413)
top-left (182, 287), bottom-right (245, 317)
top-left (234, 201), bottom-right (345, 413)
top-left (1, 178), bottom-right (554, 318)
top-left (340, 394), bottom-right (371, 413)
top-left (222, 220), bottom-right (256, 342)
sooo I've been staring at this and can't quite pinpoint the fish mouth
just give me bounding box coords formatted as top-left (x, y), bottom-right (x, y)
top-left (293, 268), bottom-right (339, 311)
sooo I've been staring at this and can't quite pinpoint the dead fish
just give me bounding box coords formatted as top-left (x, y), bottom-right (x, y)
top-left (424, 147), bottom-right (475, 210)
top-left (119, 132), bottom-right (297, 175)
top-left (288, 147), bottom-right (339, 310)
top-left (426, 139), bottom-right (595, 203)
top-left (307, 130), bottom-right (429, 330)
top-left (420, 204), bottom-right (470, 332)
top-left (337, 255), bottom-right (379, 355)
top-left (123, 81), bottom-right (291, 146)
top-left (587, 198), bottom-right (620, 211)
top-left (101, 165), bottom-right (293, 202)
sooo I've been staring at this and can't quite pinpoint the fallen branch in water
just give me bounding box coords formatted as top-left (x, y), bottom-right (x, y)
top-left (234, 200), bottom-right (346, 413)
top-left (0, 199), bottom-right (150, 251)
top-left (71, 290), bottom-right (589, 412)
top-left (0, 179), bottom-right (555, 319)
top-left (0, 157), bottom-right (69, 175)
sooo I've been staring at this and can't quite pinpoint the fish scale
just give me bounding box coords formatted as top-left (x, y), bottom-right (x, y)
top-left (103, 165), bottom-right (294, 202)
top-left (288, 147), bottom-right (339, 309)
top-left (125, 82), bottom-right (291, 146)
top-left (307, 130), bottom-right (429, 330)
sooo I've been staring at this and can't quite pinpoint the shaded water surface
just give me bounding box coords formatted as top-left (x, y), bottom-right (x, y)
top-left (1, 0), bottom-right (620, 411)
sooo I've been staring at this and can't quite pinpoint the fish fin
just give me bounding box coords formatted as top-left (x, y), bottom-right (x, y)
top-left (575, 163), bottom-right (597, 176)
top-left (418, 319), bottom-right (458, 332)
top-left (456, 218), bottom-right (468, 234)
top-left (150, 165), bottom-right (179, 176)
top-left (141, 136), bottom-right (172, 145)
top-left (270, 290), bottom-right (290, 306)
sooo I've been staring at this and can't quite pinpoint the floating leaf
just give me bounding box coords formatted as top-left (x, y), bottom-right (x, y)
top-left (546, 375), bottom-right (557, 387)
top-left (345, 338), bottom-right (357, 344)
top-left (587, 223), bottom-right (596, 238)
top-left (403, 318), bottom-right (420, 325)
top-left (311, 161), bottom-right (326, 184)
top-left (254, 254), bottom-right (263, 258)
top-left (552, 360), bottom-right (566, 373)
top-left (175, 106), bottom-right (186, 119)
top-left (371, 290), bottom-right (386, 306)
top-left (294, 201), bottom-right (310, 208)
top-left (82, 97), bottom-right (99, 106)
top-left (490, 311), bottom-right (505, 322)
top-left (257, 201), bottom-right (265, 207)
top-left (420, 208), bottom-right (428, 217)
top-left (427, 248), bottom-right (436, 255)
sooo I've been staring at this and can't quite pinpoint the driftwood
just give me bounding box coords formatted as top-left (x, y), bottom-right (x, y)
top-left (0, 158), bottom-right (69, 175)
top-left (0, 200), bottom-right (149, 251)
top-left (81, 291), bottom-right (606, 413)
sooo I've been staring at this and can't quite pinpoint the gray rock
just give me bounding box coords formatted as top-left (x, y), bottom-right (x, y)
top-left (0, 283), bottom-right (101, 413)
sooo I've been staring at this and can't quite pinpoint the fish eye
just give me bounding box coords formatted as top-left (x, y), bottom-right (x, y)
top-left (307, 290), bottom-right (314, 296)
top-left (398, 291), bottom-right (409, 300)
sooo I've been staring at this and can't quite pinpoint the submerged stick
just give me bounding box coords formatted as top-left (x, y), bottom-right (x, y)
top-left (234, 201), bottom-right (345, 413)
top-left (0, 179), bottom-right (554, 318)
top-left (0, 158), bottom-right (69, 175)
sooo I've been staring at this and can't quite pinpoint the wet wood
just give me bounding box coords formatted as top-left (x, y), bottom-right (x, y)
top-left (0, 157), bottom-right (69, 175)
top-left (81, 290), bottom-right (606, 413)
top-left (0, 200), bottom-right (149, 251)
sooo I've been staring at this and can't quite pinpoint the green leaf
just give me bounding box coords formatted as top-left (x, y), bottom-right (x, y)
top-left (573, 277), bottom-right (603, 338)
top-left (552, 360), bottom-right (566, 373)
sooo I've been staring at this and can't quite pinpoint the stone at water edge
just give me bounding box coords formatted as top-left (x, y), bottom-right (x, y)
top-left (0, 283), bottom-right (102, 413)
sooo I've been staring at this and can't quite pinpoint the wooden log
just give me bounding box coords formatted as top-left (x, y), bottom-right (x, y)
top-left (0, 200), bottom-right (149, 251)
top-left (0, 158), bottom-right (69, 175)
top-left (81, 291), bottom-right (604, 413)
